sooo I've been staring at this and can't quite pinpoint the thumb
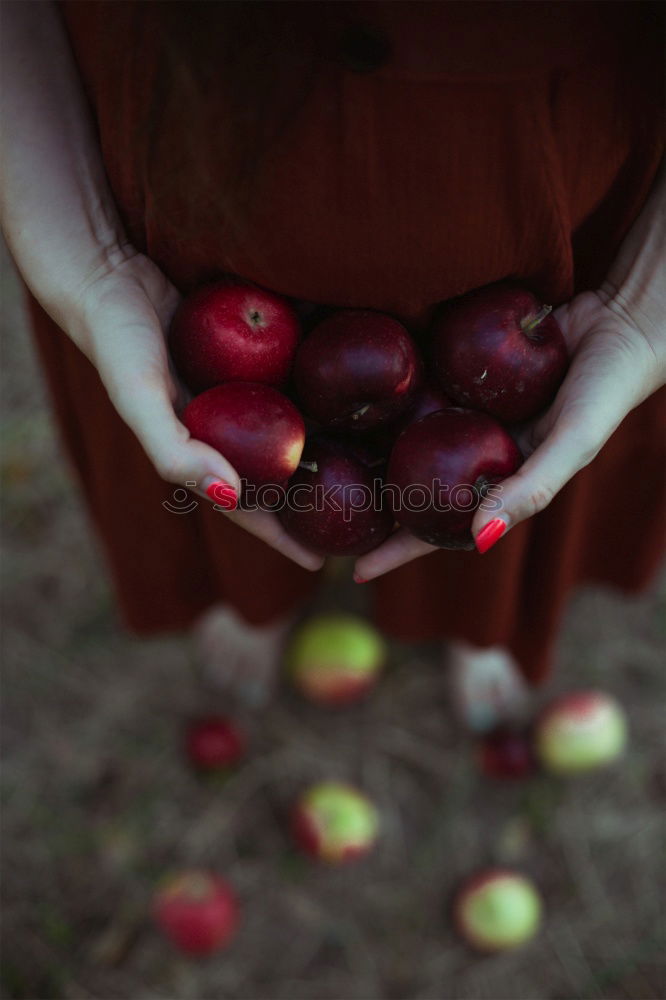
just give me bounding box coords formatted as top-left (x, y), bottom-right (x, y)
top-left (110, 371), bottom-right (242, 502)
top-left (471, 419), bottom-right (598, 553)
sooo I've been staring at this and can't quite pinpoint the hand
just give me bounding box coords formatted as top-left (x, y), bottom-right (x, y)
top-left (354, 287), bottom-right (666, 581)
top-left (74, 246), bottom-right (324, 572)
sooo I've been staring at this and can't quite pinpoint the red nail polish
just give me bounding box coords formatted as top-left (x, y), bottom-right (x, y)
top-left (353, 573), bottom-right (368, 584)
top-left (206, 481), bottom-right (238, 510)
top-left (475, 518), bottom-right (507, 554)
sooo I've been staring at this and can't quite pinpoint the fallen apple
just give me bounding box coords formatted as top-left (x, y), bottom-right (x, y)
top-left (279, 434), bottom-right (394, 556)
top-left (478, 727), bottom-right (536, 780)
top-left (291, 781), bottom-right (380, 863)
top-left (182, 382), bottom-right (305, 488)
top-left (431, 283), bottom-right (568, 423)
top-left (387, 408), bottom-right (522, 548)
top-left (170, 280), bottom-right (300, 392)
top-left (153, 870), bottom-right (239, 956)
top-left (535, 690), bottom-right (627, 775)
top-left (286, 614), bottom-right (386, 705)
top-left (185, 716), bottom-right (245, 773)
top-left (293, 309), bottom-right (421, 431)
top-left (454, 869), bottom-right (542, 951)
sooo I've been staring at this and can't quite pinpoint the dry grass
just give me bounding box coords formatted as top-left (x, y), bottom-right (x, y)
top-left (1, 242), bottom-right (665, 1000)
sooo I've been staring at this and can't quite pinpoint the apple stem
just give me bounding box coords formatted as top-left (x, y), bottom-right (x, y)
top-left (350, 404), bottom-right (370, 422)
top-left (521, 303), bottom-right (553, 336)
top-left (299, 460), bottom-right (318, 473)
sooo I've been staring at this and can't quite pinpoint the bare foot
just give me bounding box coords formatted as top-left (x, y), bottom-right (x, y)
top-left (447, 640), bottom-right (531, 732)
top-left (193, 604), bottom-right (296, 708)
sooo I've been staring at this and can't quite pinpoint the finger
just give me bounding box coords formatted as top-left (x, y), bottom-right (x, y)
top-left (224, 508), bottom-right (325, 572)
top-left (471, 417), bottom-right (599, 550)
top-left (354, 527), bottom-right (437, 582)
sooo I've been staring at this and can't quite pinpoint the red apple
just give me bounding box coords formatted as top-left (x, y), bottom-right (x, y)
top-left (454, 869), bottom-right (542, 952)
top-left (387, 408), bottom-right (522, 548)
top-left (153, 870), bottom-right (239, 956)
top-left (393, 378), bottom-right (453, 433)
top-left (185, 716), bottom-right (245, 772)
top-left (182, 382), bottom-right (305, 488)
top-left (478, 727), bottom-right (536, 780)
top-left (278, 434), bottom-right (394, 556)
top-left (431, 283), bottom-right (568, 423)
top-left (169, 281), bottom-right (300, 392)
top-left (293, 309), bottom-right (421, 431)
top-left (291, 781), bottom-right (380, 863)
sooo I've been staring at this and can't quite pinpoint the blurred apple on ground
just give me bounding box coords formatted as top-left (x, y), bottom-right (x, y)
top-left (535, 690), bottom-right (627, 775)
top-left (286, 614), bottom-right (386, 706)
top-left (291, 781), bottom-right (380, 863)
top-left (153, 870), bottom-right (239, 956)
top-left (454, 869), bottom-right (542, 952)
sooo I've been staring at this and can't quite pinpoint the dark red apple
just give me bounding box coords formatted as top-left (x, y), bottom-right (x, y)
top-left (478, 728), bottom-right (536, 780)
top-left (293, 309), bottom-right (421, 431)
top-left (170, 281), bottom-right (300, 392)
top-left (431, 284), bottom-right (568, 423)
top-left (278, 434), bottom-right (394, 556)
top-left (393, 378), bottom-right (453, 432)
top-left (387, 409), bottom-right (522, 548)
top-left (185, 716), bottom-right (245, 773)
top-left (153, 870), bottom-right (239, 956)
top-left (182, 382), bottom-right (305, 487)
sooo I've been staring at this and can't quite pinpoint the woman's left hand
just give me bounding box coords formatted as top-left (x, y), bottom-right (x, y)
top-left (353, 285), bottom-right (666, 582)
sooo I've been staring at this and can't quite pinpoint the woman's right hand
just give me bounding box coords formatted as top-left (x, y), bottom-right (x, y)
top-left (1, 2), bottom-right (322, 572)
top-left (72, 244), bottom-right (324, 571)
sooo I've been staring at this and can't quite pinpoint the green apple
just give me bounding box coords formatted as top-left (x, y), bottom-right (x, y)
top-left (286, 614), bottom-right (386, 706)
top-left (291, 781), bottom-right (380, 863)
top-left (535, 690), bottom-right (627, 775)
top-left (455, 869), bottom-right (542, 951)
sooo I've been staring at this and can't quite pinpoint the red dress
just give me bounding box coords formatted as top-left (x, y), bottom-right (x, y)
top-left (26, 1), bottom-right (665, 683)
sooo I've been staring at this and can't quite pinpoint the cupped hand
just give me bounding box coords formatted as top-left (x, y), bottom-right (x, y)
top-left (73, 246), bottom-right (324, 572)
top-left (354, 287), bottom-right (665, 581)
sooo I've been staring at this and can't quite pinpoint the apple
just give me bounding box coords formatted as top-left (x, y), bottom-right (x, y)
top-left (291, 781), bottom-right (380, 863)
top-left (535, 690), bottom-right (627, 775)
top-left (431, 283), bottom-right (568, 423)
top-left (293, 309), bottom-right (421, 431)
top-left (454, 869), bottom-right (542, 951)
top-left (286, 614), bottom-right (386, 705)
top-left (393, 378), bottom-right (453, 432)
top-left (169, 280), bottom-right (300, 392)
top-left (185, 716), bottom-right (245, 772)
top-left (182, 382), bottom-right (305, 488)
top-left (153, 870), bottom-right (239, 956)
top-left (478, 727), bottom-right (536, 780)
top-left (278, 434), bottom-right (394, 556)
top-left (387, 408), bottom-right (522, 548)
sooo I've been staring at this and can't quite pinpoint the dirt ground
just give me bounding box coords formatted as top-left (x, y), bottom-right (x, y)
top-left (1, 241), bottom-right (665, 1000)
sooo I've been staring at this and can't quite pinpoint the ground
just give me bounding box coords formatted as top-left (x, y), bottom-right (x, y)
top-left (1, 242), bottom-right (665, 1000)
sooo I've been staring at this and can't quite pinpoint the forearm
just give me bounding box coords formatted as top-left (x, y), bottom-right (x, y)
top-left (0, 0), bottom-right (127, 346)
top-left (601, 159), bottom-right (666, 374)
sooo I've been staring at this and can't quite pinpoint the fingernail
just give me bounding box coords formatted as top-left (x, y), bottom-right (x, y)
top-left (353, 573), bottom-right (368, 584)
top-left (204, 479), bottom-right (238, 510)
top-left (475, 518), bottom-right (507, 554)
